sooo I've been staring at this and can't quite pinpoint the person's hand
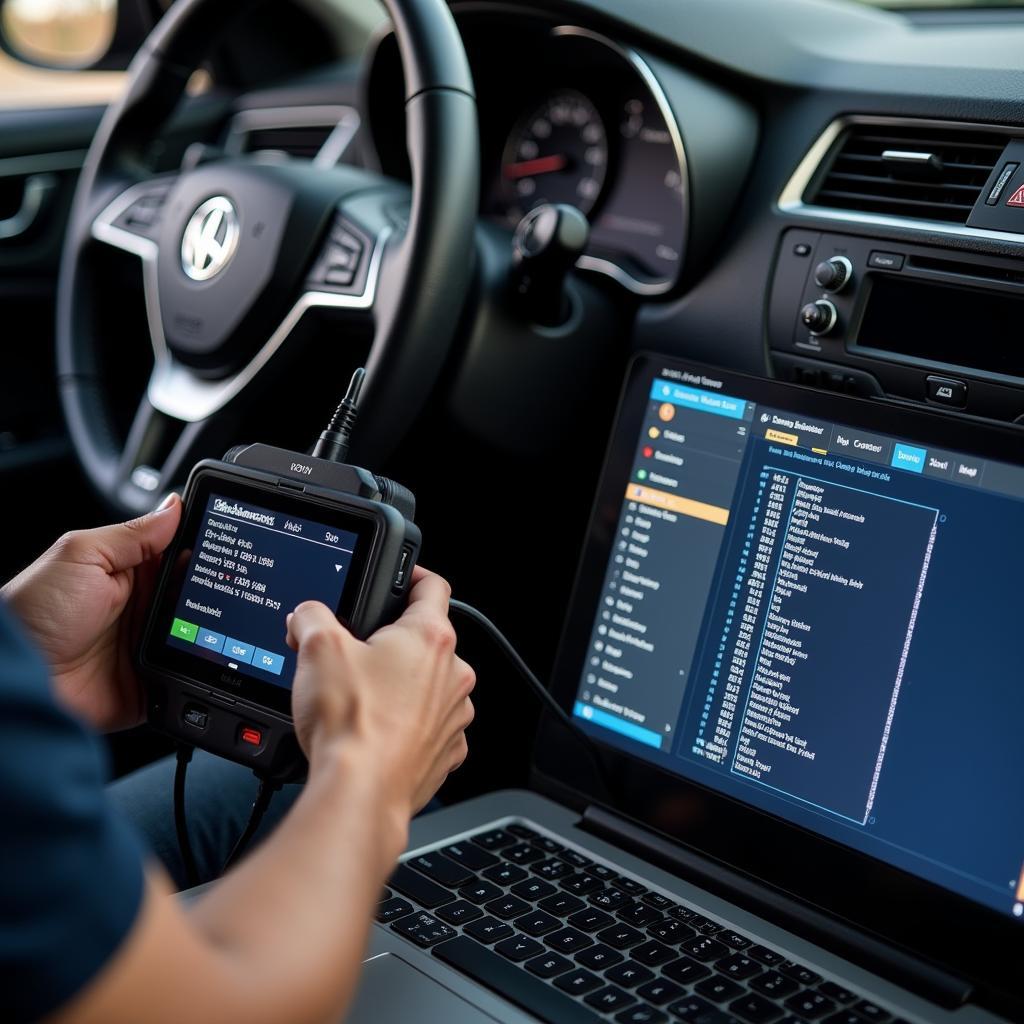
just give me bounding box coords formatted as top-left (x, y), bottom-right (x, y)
top-left (1, 495), bottom-right (182, 732)
top-left (286, 566), bottom-right (475, 822)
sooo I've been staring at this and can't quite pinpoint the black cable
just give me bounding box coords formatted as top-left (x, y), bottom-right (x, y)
top-left (312, 367), bottom-right (365, 464)
top-left (174, 745), bottom-right (200, 889)
top-left (448, 599), bottom-right (615, 800)
top-left (222, 776), bottom-right (281, 873)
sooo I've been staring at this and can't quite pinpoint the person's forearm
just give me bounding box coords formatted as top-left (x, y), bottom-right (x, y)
top-left (188, 741), bottom-right (409, 1024)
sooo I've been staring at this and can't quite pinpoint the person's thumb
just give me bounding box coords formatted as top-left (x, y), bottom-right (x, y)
top-left (76, 493), bottom-right (183, 574)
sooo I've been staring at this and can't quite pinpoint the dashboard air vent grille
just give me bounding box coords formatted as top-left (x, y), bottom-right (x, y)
top-left (242, 124), bottom-right (335, 160)
top-left (808, 123), bottom-right (1006, 224)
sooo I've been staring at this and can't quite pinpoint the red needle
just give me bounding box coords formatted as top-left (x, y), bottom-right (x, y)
top-left (503, 154), bottom-right (569, 179)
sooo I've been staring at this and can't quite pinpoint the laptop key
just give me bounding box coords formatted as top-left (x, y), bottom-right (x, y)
top-left (784, 991), bottom-right (836, 1019)
top-left (534, 857), bottom-right (575, 881)
top-left (575, 943), bottom-right (624, 970)
top-left (605, 959), bottom-right (655, 988)
top-left (388, 864), bottom-right (456, 909)
top-left (591, 887), bottom-right (634, 912)
top-left (729, 991), bottom-right (785, 1022)
top-left (554, 968), bottom-right (603, 995)
top-left (442, 841), bottom-right (499, 872)
top-left (409, 853), bottom-right (475, 889)
top-left (459, 880), bottom-right (504, 904)
top-left (586, 863), bottom-right (618, 881)
top-left (618, 902), bottom-right (664, 927)
top-left (472, 828), bottom-right (516, 851)
top-left (619, 877), bottom-right (648, 896)
top-left (560, 849), bottom-right (593, 869)
top-left (647, 919), bottom-right (696, 944)
top-left (688, 912), bottom-right (725, 935)
top-left (515, 910), bottom-right (562, 937)
top-left (504, 842), bottom-right (546, 865)
top-left (495, 934), bottom-right (545, 962)
top-left (526, 951), bottom-right (573, 978)
top-left (512, 878), bottom-right (556, 901)
top-left (822, 1014), bottom-right (873, 1024)
top-left (390, 912), bottom-right (455, 948)
top-left (717, 954), bottom-right (763, 980)
top-left (568, 908), bottom-right (614, 932)
top-left (435, 900), bottom-right (484, 926)
top-left (696, 975), bottom-right (744, 1003)
top-left (463, 916), bottom-right (514, 944)
top-left (483, 862), bottom-right (527, 886)
top-left (596, 923), bottom-right (645, 949)
top-left (777, 962), bottom-right (820, 986)
top-left (662, 955), bottom-right (712, 985)
top-left (546, 926), bottom-right (595, 954)
top-left (484, 895), bottom-right (532, 920)
top-left (584, 984), bottom-right (636, 1013)
top-left (433, 937), bottom-right (602, 1024)
top-left (749, 970), bottom-right (798, 998)
top-left (615, 1007), bottom-right (668, 1024)
top-left (680, 935), bottom-right (729, 962)
top-left (635, 978), bottom-right (684, 1005)
top-left (539, 892), bottom-right (586, 916)
top-left (642, 892), bottom-right (674, 911)
top-left (630, 939), bottom-right (676, 967)
top-left (719, 930), bottom-right (753, 951)
top-left (853, 1000), bottom-right (890, 1021)
top-left (531, 836), bottom-right (565, 854)
top-left (667, 994), bottom-right (722, 1021)
top-left (376, 897), bottom-right (414, 924)
top-left (562, 873), bottom-right (605, 896)
top-left (817, 982), bottom-right (855, 1004)
top-left (748, 944), bottom-right (786, 966)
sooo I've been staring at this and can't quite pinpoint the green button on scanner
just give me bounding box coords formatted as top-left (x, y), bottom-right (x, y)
top-left (171, 618), bottom-right (199, 643)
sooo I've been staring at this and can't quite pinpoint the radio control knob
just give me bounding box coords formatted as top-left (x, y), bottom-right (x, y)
top-left (813, 255), bottom-right (853, 292)
top-left (800, 299), bottom-right (838, 337)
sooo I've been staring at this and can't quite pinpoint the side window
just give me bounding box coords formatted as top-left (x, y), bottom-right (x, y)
top-left (0, 0), bottom-right (126, 109)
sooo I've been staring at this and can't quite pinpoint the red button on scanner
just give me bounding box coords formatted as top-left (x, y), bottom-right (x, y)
top-left (241, 726), bottom-right (262, 746)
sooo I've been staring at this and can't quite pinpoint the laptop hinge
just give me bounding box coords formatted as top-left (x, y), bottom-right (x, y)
top-left (579, 803), bottom-right (973, 1010)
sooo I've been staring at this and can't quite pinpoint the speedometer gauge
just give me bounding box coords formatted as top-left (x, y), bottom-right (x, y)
top-left (501, 90), bottom-right (608, 223)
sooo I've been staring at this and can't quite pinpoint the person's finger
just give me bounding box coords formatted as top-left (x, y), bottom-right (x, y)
top-left (401, 568), bottom-right (452, 621)
top-left (286, 600), bottom-right (353, 655)
top-left (58, 494), bottom-right (182, 574)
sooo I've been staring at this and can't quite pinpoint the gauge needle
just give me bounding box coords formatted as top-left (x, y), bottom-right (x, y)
top-left (503, 154), bottom-right (569, 179)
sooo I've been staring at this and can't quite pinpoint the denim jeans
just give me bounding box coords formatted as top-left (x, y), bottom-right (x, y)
top-left (107, 750), bottom-right (303, 890)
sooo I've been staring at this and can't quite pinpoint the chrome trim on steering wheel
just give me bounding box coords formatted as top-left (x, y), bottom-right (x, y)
top-left (91, 184), bottom-right (389, 423)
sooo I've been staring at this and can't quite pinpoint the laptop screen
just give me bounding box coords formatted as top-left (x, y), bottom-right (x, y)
top-left (570, 360), bottom-right (1024, 924)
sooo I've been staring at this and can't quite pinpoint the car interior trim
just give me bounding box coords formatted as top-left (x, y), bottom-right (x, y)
top-left (779, 113), bottom-right (1024, 247)
top-left (222, 104), bottom-right (362, 168)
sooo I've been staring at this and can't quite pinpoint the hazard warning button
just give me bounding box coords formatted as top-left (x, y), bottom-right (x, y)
top-left (1007, 184), bottom-right (1024, 208)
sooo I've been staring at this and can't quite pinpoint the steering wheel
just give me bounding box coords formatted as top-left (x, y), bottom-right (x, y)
top-left (57, 0), bottom-right (478, 516)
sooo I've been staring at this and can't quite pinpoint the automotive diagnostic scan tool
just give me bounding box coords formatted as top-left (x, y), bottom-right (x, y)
top-left (138, 369), bottom-right (421, 784)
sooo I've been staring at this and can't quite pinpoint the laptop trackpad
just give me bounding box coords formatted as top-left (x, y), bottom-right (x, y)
top-left (346, 951), bottom-right (498, 1023)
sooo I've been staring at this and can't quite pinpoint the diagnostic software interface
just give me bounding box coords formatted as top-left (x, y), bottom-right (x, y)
top-left (573, 366), bottom-right (1024, 920)
top-left (166, 493), bottom-right (359, 689)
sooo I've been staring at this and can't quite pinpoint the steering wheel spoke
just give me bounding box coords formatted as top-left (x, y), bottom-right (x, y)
top-left (91, 178), bottom-right (177, 258)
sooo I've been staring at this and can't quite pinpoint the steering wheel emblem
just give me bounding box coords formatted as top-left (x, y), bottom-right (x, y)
top-left (180, 196), bottom-right (239, 281)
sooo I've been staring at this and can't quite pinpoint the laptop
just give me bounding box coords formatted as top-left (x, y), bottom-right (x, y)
top-left (348, 353), bottom-right (1023, 1024)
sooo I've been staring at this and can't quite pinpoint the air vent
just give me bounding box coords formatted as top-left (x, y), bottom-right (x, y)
top-left (241, 124), bottom-right (335, 160)
top-left (808, 123), bottom-right (1006, 224)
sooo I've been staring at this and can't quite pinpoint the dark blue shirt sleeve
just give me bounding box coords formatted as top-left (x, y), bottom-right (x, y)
top-left (0, 601), bottom-right (145, 1022)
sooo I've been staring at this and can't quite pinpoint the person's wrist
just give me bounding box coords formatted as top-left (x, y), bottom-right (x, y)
top-left (308, 736), bottom-right (411, 860)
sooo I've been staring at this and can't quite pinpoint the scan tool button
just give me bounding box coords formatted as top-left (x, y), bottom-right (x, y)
top-left (183, 706), bottom-right (209, 730)
top-left (393, 544), bottom-right (414, 592)
top-left (171, 618), bottom-right (198, 643)
top-left (253, 648), bottom-right (284, 676)
top-left (240, 726), bottom-right (263, 747)
top-left (197, 628), bottom-right (225, 653)
top-left (225, 638), bottom-right (255, 664)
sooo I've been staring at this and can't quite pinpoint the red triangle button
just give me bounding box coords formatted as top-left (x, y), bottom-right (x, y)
top-left (1006, 184), bottom-right (1024, 207)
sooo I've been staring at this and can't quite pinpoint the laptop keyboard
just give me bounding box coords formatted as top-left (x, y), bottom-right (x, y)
top-left (378, 822), bottom-right (912, 1024)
